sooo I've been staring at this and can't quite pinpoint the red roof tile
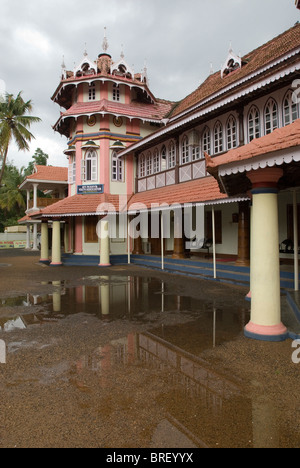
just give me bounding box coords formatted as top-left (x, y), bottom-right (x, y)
top-left (60, 99), bottom-right (173, 122)
top-left (171, 23), bottom-right (300, 118)
top-left (36, 177), bottom-right (227, 217)
top-left (25, 165), bottom-right (68, 182)
top-left (128, 177), bottom-right (228, 210)
top-left (39, 193), bottom-right (130, 217)
top-left (206, 119), bottom-right (300, 170)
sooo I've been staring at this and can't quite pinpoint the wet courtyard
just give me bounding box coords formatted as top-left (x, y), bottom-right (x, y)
top-left (0, 251), bottom-right (299, 448)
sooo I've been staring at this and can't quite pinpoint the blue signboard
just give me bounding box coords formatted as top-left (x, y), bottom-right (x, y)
top-left (77, 184), bottom-right (104, 195)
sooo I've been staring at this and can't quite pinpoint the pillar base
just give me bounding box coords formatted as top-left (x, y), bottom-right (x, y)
top-left (98, 263), bottom-right (111, 267)
top-left (244, 321), bottom-right (288, 342)
top-left (50, 262), bottom-right (63, 267)
top-left (40, 259), bottom-right (50, 265)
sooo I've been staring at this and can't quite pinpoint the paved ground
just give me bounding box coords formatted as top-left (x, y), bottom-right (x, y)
top-left (0, 250), bottom-right (299, 448)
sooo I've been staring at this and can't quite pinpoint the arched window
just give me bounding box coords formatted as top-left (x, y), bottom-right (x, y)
top-left (168, 141), bottom-right (176, 169)
top-left (146, 152), bottom-right (153, 176)
top-left (113, 83), bottom-right (120, 102)
top-left (248, 106), bottom-right (260, 142)
top-left (264, 98), bottom-right (278, 135)
top-left (88, 83), bottom-right (96, 101)
top-left (112, 151), bottom-right (124, 182)
top-left (202, 126), bottom-right (211, 156)
top-left (181, 135), bottom-right (189, 164)
top-left (161, 146), bottom-right (167, 171)
top-left (214, 121), bottom-right (223, 154)
top-left (153, 149), bottom-right (160, 174)
top-left (283, 90), bottom-right (299, 126)
top-left (139, 154), bottom-right (146, 178)
top-left (82, 150), bottom-right (98, 182)
top-left (226, 115), bottom-right (237, 150)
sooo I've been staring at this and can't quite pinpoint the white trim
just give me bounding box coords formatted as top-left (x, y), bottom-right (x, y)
top-left (118, 60), bottom-right (300, 158)
top-left (218, 146), bottom-right (300, 177)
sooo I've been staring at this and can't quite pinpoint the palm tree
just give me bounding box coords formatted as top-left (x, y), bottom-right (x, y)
top-left (0, 91), bottom-right (41, 185)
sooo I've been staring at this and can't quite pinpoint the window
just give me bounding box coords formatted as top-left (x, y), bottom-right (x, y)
top-left (139, 154), bottom-right (146, 178)
top-left (153, 149), bottom-right (160, 174)
top-left (192, 146), bottom-right (201, 161)
top-left (226, 115), bottom-right (237, 150)
top-left (265, 98), bottom-right (278, 135)
top-left (113, 83), bottom-right (120, 102)
top-left (202, 127), bottom-right (211, 155)
top-left (146, 152), bottom-right (153, 176)
top-left (248, 106), bottom-right (260, 142)
top-left (161, 146), bottom-right (167, 171)
top-left (214, 121), bottom-right (223, 154)
top-left (68, 157), bottom-right (76, 184)
top-left (283, 90), bottom-right (299, 126)
top-left (88, 83), bottom-right (96, 101)
top-left (112, 151), bottom-right (124, 182)
top-left (168, 141), bottom-right (176, 169)
top-left (82, 150), bottom-right (98, 182)
top-left (181, 136), bottom-right (190, 164)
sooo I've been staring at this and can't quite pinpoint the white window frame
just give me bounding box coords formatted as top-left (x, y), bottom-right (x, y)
top-left (202, 126), bottom-right (211, 156)
top-left (248, 105), bottom-right (261, 142)
top-left (112, 151), bottom-right (124, 182)
top-left (168, 141), bottom-right (176, 169)
top-left (113, 83), bottom-right (120, 102)
top-left (68, 157), bottom-right (76, 184)
top-left (153, 149), bottom-right (160, 174)
top-left (226, 115), bottom-right (237, 150)
top-left (181, 135), bottom-right (190, 165)
top-left (88, 83), bottom-right (96, 101)
top-left (283, 90), bottom-right (299, 126)
top-left (82, 149), bottom-right (98, 182)
top-left (139, 154), bottom-right (146, 178)
top-left (161, 145), bottom-right (167, 171)
top-left (146, 152), bottom-right (153, 176)
top-left (264, 98), bottom-right (278, 135)
top-left (214, 121), bottom-right (223, 154)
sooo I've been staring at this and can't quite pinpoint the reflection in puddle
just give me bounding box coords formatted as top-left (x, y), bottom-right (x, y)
top-left (0, 276), bottom-right (249, 352)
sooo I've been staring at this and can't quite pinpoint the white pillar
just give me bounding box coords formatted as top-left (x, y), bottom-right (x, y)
top-left (33, 184), bottom-right (38, 210)
top-left (26, 224), bottom-right (31, 250)
top-left (99, 219), bottom-right (111, 267)
top-left (40, 222), bottom-right (49, 263)
top-left (32, 223), bottom-right (38, 251)
top-left (245, 169), bottom-right (287, 341)
top-left (26, 190), bottom-right (30, 211)
top-left (51, 220), bottom-right (62, 266)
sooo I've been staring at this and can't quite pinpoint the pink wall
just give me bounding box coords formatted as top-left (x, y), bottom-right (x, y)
top-left (74, 216), bottom-right (83, 254)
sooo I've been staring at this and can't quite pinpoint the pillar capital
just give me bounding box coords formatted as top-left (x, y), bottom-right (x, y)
top-left (247, 168), bottom-right (283, 190)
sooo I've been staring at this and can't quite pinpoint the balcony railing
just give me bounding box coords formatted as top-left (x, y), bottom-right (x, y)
top-left (28, 198), bottom-right (64, 210)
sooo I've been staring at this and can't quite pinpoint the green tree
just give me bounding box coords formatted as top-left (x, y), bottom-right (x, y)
top-left (0, 91), bottom-right (41, 185)
top-left (0, 164), bottom-right (26, 231)
top-left (24, 147), bottom-right (49, 176)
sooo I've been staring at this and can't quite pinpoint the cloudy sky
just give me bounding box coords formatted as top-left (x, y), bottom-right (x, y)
top-left (0, 0), bottom-right (299, 169)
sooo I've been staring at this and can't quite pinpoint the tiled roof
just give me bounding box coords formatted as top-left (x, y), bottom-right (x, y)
top-left (206, 119), bottom-right (300, 170)
top-left (128, 177), bottom-right (228, 210)
top-left (37, 177), bottom-right (228, 217)
top-left (39, 193), bottom-right (129, 217)
top-left (25, 165), bottom-right (68, 182)
top-left (59, 99), bottom-right (173, 122)
top-left (171, 23), bottom-right (300, 119)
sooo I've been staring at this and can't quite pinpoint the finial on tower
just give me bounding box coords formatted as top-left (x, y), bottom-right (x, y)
top-left (102, 27), bottom-right (109, 53)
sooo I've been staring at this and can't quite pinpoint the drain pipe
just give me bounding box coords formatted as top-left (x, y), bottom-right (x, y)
top-left (161, 212), bottom-right (165, 271)
top-left (212, 206), bottom-right (217, 279)
top-left (293, 190), bottom-right (299, 291)
top-left (127, 214), bottom-right (131, 265)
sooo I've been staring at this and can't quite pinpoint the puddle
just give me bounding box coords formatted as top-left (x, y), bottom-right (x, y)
top-left (0, 276), bottom-right (249, 349)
